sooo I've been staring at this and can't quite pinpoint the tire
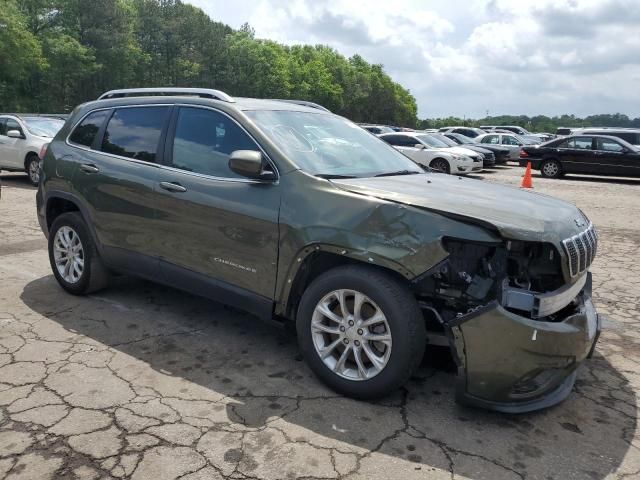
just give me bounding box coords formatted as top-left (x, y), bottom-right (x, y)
top-left (25, 154), bottom-right (40, 186)
top-left (430, 158), bottom-right (450, 174)
top-left (48, 212), bottom-right (109, 295)
top-left (540, 159), bottom-right (562, 178)
top-left (296, 265), bottom-right (426, 399)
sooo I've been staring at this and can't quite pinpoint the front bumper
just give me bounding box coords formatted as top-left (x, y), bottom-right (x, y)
top-left (450, 273), bottom-right (600, 413)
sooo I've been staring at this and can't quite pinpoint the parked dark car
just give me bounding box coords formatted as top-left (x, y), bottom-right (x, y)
top-left (438, 126), bottom-right (486, 138)
top-left (359, 124), bottom-right (395, 135)
top-left (37, 88), bottom-right (600, 412)
top-left (520, 134), bottom-right (640, 178)
top-left (429, 133), bottom-right (495, 167)
top-left (444, 132), bottom-right (510, 164)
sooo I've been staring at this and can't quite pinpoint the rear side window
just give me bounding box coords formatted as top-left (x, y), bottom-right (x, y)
top-left (101, 107), bottom-right (170, 162)
top-left (69, 110), bottom-right (110, 147)
top-left (481, 135), bottom-right (499, 144)
top-left (569, 137), bottom-right (593, 149)
top-left (170, 107), bottom-right (258, 178)
top-left (596, 138), bottom-right (624, 152)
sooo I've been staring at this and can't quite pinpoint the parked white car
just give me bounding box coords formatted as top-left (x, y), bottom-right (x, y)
top-left (0, 115), bottom-right (65, 185)
top-left (379, 132), bottom-right (482, 174)
top-left (476, 132), bottom-right (538, 160)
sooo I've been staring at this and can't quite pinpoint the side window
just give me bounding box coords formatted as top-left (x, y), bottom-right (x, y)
top-left (6, 119), bottom-right (24, 136)
top-left (399, 136), bottom-right (418, 147)
top-left (502, 136), bottom-right (521, 146)
top-left (69, 110), bottom-right (110, 148)
top-left (571, 137), bottom-right (593, 150)
top-left (171, 107), bottom-right (258, 178)
top-left (0, 119), bottom-right (6, 136)
top-left (556, 140), bottom-right (569, 148)
top-left (482, 135), bottom-right (499, 144)
top-left (381, 135), bottom-right (401, 146)
top-left (101, 107), bottom-right (170, 162)
top-left (597, 138), bottom-right (624, 152)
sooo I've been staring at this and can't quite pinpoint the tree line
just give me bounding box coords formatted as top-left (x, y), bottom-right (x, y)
top-left (0, 0), bottom-right (418, 126)
top-left (418, 113), bottom-right (640, 133)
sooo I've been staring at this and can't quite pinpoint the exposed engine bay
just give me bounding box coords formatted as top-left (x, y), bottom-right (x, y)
top-left (413, 238), bottom-right (572, 324)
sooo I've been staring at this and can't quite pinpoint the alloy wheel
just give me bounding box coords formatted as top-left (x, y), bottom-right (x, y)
top-left (311, 289), bottom-right (392, 381)
top-left (28, 160), bottom-right (40, 184)
top-left (53, 226), bottom-right (85, 284)
top-left (543, 161), bottom-right (559, 177)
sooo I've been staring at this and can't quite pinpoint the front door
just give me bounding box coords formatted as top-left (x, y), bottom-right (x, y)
top-left (0, 118), bottom-right (25, 170)
top-left (593, 137), bottom-right (640, 176)
top-left (154, 106), bottom-right (281, 313)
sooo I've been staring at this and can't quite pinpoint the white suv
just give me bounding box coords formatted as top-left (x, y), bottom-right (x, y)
top-left (379, 132), bottom-right (482, 174)
top-left (0, 115), bottom-right (65, 185)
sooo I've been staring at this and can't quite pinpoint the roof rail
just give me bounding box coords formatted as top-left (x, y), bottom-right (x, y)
top-left (98, 88), bottom-right (235, 103)
top-left (274, 99), bottom-right (331, 112)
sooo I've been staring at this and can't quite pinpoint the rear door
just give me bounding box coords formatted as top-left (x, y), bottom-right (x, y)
top-left (69, 105), bottom-right (171, 273)
top-left (499, 135), bottom-right (521, 159)
top-left (154, 106), bottom-right (281, 313)
top-left (382, 135), bottom-right (424, 162)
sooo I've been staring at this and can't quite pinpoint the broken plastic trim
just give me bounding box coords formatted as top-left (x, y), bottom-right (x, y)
top-left (501, 273), bottom-right (588, 318)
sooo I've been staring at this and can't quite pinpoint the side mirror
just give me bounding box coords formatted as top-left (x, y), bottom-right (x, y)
top-left (7, 130), bottom-right (23, 139)
top-left (228, 150), bottom-right (276, 181)
top-left (621, 147), bottom-right (630, 154)
top-left (414, 143), bottom-right (425, 149)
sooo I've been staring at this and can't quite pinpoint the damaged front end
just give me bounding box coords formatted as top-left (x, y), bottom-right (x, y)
top-left (414, 235), bottom-right (601, 413)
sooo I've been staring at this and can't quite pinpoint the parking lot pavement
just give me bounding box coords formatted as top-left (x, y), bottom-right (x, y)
top-left (0, 168), bottom-right (639, 480)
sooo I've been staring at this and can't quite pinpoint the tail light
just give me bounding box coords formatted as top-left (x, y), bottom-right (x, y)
top-left (39, 142), bottom-right (49, 160)
top-left (519, 149), bottom-right (529, 158)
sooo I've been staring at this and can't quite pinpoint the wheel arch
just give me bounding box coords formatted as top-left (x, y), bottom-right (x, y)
top-left (24, 151), bottom-right (39, 171)
top-left (44, 191), bottom-right (102, 251)
top-left (276, 246), bottom-right (414, 321)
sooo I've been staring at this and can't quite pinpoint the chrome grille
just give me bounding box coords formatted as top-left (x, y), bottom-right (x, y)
top-left (562, 223), bottom-right (598, 277)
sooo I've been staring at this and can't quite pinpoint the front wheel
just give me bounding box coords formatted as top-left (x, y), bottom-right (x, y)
top-left (430, 158), bottom-right (450, 174)
top-left (297, 265), bottom-right (426, 399)
top-left (540, 159), bottom-right (562, 178)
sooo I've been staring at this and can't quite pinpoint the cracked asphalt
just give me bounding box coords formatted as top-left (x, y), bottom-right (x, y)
top-left (0, 166), bottom-right (639, 480)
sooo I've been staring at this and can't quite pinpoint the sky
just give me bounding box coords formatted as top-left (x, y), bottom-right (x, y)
top-left (186, 0), bottom-right (640, 119)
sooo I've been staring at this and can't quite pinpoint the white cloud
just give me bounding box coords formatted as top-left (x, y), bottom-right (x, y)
top-left (186, 0), bottom-right (640, 118)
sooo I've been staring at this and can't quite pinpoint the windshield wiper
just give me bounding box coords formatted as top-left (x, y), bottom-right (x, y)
top-left (315, 174), bottom-right (358, 179)
top-left (374, 170), bottom-right (421, 177)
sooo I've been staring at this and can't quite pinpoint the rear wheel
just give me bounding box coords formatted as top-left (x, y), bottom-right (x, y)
top-left (540, 159), bottom-right (562, 178)
top-left (26, 154), bottom-right (40, 186)
top-left (297, 265), bottom-right (426, 399)
top-left (430, 158), bottom-right (450, 174)
top-left (48, 212), bottom-right (109, 295)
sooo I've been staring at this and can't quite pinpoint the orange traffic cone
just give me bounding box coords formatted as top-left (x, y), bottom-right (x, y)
top-left (520, 161), bottom-right (533, 189)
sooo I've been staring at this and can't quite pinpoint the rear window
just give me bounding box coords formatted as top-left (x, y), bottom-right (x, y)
top-left (101, 107), bottom-right (170, 162)
top-left (69, 110), bottom-right (110, 147)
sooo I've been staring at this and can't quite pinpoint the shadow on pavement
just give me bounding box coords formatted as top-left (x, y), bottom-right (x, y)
top-left (21, 275), bottom-right (636, 479)
top-left (0, 173), bottom-right (35, 190)
top-left (530, 173), bottom-right (640, 186)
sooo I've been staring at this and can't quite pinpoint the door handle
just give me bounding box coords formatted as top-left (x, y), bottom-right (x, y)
top-left (79, 163), bottom-right (100, 173)
top-left (159, 181), bottom-right (187, 193)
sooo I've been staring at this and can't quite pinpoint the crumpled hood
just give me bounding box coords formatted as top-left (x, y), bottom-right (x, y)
top-left (332, 174), bottom-right (588, 244)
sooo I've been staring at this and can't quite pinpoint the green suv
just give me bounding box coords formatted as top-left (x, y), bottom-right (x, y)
top-left (36, 88), bottom-right (600, 412)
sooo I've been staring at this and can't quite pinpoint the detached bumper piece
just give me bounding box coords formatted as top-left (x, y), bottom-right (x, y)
top-left (451, 273), bottom-right (600, 413)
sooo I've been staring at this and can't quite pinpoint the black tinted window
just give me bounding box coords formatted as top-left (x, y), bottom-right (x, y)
top-left (171, 107), bottom-right (258, 178)
top-left (0, 119), bottom-right (6, 136)
top-left (596, 138), bottom-right (624, 152)
top-left (101, 107), bottom-right (169, 162)
top-left (570, 137), bottom-right (593, 149)
top-left (69, 110), bottom-right (110, 147)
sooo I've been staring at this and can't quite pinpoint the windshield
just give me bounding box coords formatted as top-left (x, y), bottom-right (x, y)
top-left (246, 111), bottom-right (423, 177)
top-left (430, 133), bottom-right (458, 147)
top-left (23, 117), bottom-right (64, 137)
top-left (415, 134), bottom-right (449, 148)
top-left (451, 133), bottom-right (474, 144)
